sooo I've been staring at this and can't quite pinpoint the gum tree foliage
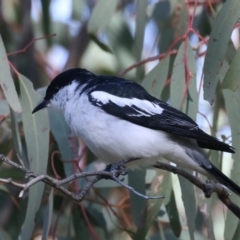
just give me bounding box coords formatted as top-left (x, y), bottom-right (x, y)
top-left (0, 0), bottom-right (240, 239)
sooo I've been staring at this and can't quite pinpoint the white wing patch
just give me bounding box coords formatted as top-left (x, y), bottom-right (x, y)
top-left (91, 91), bottom-right (163, 116)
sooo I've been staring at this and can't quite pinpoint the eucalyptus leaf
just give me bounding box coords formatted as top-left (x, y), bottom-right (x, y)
top-left (88, 0), bottom-right (118, 34)
top-left (142, 56), bottom-right (170, 99)
top-left (185, 42), bottom-right (198, 121)
top-left (10, 108), bottom-right (28, 168)
top-left (178, 176), bottom-right (196, 240)
top-left (134, 0), bottom-right (147, 80)
top-left (223, 88), bottom-right (240, 239)
top-left (165, 190), bottom-right (182, 237)
top-left (18, 74), bottom-right (49, 240)
top-left (221, 46), bottom-right (240, 91)
top-left (128, 169), bottom-right (147, 228)
top-left (42, 189), bottom-right (53, 240)
top-left (170, 42), bottom-right (185, 110)
top-left (203, 0), bottom-right (240, 103)
top-left (0, 35), bottom-right (22, 113)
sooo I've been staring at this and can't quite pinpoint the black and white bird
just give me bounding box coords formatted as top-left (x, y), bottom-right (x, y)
top-left (32, 68), bottom-right (240, 196)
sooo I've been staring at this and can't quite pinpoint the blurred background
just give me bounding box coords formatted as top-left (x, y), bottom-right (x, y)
top-left (0, 0), bottom-right (239, 239)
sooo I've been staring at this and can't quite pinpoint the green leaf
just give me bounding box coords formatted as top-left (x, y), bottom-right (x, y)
top-left (42, 189), bottom-right (53, 240)
top-left (223, 87), bottom-right (240, 240)
top-left (18, 74), bottom-right (49, 240)
top-left (134, 0), bottom-right (147, 80)
top-left (106, 13), bottom-right (135, 75)
top-left (144, 170), bottom-right (172, 233)
top-left (203, 0), bottom-right (240, 103)
top-left (165, 190), bottom-right (182, 237)
top-left (178, 176), bottom-right (196, 240)
top-left (221, 46), bottom-right (240, 91)
top-left (10, 108), bottom-right (28, 168)
top-left (72, 205), bottom-right (93, 240)
top-left (134, 0), bottom-right (147, 61)
top-left (142, 56), bottom-right (170, 99)
top-left (170, 41), bottom-right (185, 110)
top-left (0, 35), bottom-right (22, 113)
top-left (128, 169), bottom-right (147, 228)
top-left (171, 42), bottom-right (197, 240)
top-left (154, 0), bottom-right (187, 54)
top-left (133, 170), bottom-right (171, 239)
top-left (48, 108), bottom-right (73, 176)
top-left (88, 0), bottom-right (118, 34)
top-left (185, 42), bottom-right (198, 121)
top-left (40, 0), bottom-right (51, 46)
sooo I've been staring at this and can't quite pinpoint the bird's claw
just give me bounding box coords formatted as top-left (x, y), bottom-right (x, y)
top-left (104, 163), bottom-right (129, 179)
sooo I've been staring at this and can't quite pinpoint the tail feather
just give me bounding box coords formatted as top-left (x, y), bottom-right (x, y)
top-left (209, 164), bottom-right (240, 196)
top-left (197, 140), bottom-right (235, 153)
top-left (185, 146), bottom-right (240, 196)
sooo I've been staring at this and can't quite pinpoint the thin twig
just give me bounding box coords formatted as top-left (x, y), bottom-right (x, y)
top-left (0, 155), bottom-right (163, 203)
top-left (1, 154), bottom-right (240, 219)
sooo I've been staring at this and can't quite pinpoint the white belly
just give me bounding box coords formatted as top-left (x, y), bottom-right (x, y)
top-left (64, 94), bottom-right (205, 174)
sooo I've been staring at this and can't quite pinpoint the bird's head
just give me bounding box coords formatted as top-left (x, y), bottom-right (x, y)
top-left (32, 68), bottom-right (95, 114)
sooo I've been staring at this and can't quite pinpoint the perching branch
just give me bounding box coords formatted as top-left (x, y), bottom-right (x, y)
top-left (152, 162), bottom-right (240, 219)
top-left (0, 154), bottom-right (240, 219)
top-left (0, 154), bottom-right (163, 203)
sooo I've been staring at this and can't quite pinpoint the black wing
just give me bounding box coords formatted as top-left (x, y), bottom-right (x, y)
top-left (89, 76), bottom-right (234, 153)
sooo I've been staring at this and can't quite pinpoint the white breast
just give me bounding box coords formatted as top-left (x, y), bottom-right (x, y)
top-left (62, 93), bottom-right (205, 174)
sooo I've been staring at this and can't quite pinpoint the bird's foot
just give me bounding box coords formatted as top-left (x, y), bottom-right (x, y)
top-left (104, 163), bottom-right (129, 180)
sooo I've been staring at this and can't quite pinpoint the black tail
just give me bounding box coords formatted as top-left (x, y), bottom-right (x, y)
top-left (210, 164), bottom-right (240, 196)
top-left (197, 140), bottom-right (235, 153)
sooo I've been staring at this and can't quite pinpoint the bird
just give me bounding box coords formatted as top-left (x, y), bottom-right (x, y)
top-left (32, 68), bottom-right (240, 196)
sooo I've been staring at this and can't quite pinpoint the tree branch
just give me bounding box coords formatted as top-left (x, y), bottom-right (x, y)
top-left (1, 154), bottom-right (240, 219)
top-left (0, 155), bottom-right (163, 203)
top-left (152, 162), bottom-right (240, 219)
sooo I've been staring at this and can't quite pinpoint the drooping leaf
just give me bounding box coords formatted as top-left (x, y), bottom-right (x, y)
top-left (178, 176), bottom-right (196, 240)
top-left (0, 35), bottom-right (22, 113)
top-left (170, 41), bottom-right (185, 110)
top-left (10, 108), bottom-right (28, 168)
top-left (88, 0), bottom-right (118, 34)
top-left (203, 0), bottom-right (240, 103)
top-left (128, 169), bottom-right (147, 228)
top-left (18, 74), bottom-right (49, 240)
top-left (48, 109), bottom-right (73, 176)
top-left (223, 87), bottom-right (240, 240)
top-left (165, 189), bottom-right (182, 237)
top-left (153, 0), bottom-right (187, 54)
top-left (40, 0), bottom-right (51, 46)
top-left (185, 42), bottom-right (198, 121)
top-left (133, 170), bottom-right (171, 239)
top-left (171, 42), bottom-right (197, 240)
top-left (142, 55), bottom-right (170, 99)
top-left (134, 0), bottom-right (147, 80)
top-left (106, 13), bottom-right (135, 75)
top-left (42, 189), bottom-right (53, 240)
top-left (221, 46), bottom-right (240, 91)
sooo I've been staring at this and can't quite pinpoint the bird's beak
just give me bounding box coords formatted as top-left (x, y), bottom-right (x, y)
top-left (32, 99), bottom-right (49, 114)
